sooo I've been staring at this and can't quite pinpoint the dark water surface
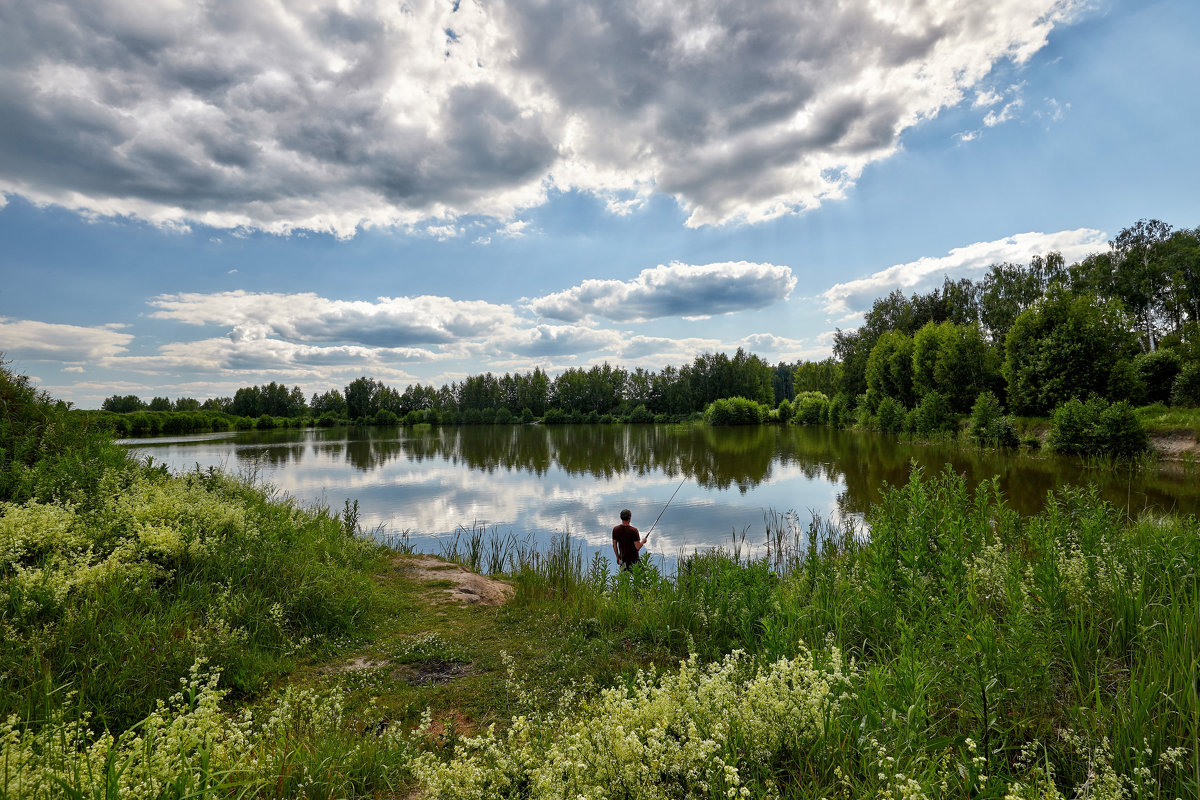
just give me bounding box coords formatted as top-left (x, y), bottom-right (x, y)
top-left (122, 424), bottom-right (1200, 567)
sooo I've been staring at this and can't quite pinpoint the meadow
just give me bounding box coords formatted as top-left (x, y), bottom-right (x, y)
top-left (1, 362), bottom-right (1197, 798)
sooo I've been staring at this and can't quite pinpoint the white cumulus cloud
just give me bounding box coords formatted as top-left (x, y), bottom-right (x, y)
top-left (0, 0), bottom-right (1086, 233)
top-left (526, 261), bottom-right (797, 322)
top-left (821, 228), bottom-right (1107, 317)
top-left (0, 317), bottom-right (133, 362)
top-left (149, 291), bottom-right (523, 347)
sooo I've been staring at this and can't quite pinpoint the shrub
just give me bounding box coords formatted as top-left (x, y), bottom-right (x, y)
top-left (520, 407), bottom-right (535, 423)
top-left (316, 412), bottom-right (339, 427)
top-left (255, 414), bottom-right (276, 430)
top-left (494, 407), bottom-right (514, 424)
top-left (1134, 349), bottom-right (1181, 405)
top-left (875, 396), bottom-right (906, 434)
top-left (968, 391), bottom-right (1019, 448)
top-left (776, 398), bottom-right (794, 423)
top-left (0, 365), bottom-right (130, 506)
top-left (1170, 362), bottom-right (1200, 407)
top-left (629, 404), bottom-right (655, 424)
top-left (906, 391), bottom-right (955, 436)
top-left (373, 409), bottom-right (399, 425)
top-left (792, 392), bottom-right (828, 426)
top-left (703, 397), bottom-right (767, 425)
top-left (462, 408), bottom-right (483, 425)
top-left (542, 407), bottom-right (566, 425)
top-left (1046, 397), bottom-right (1148, 457)
top-left (827, 393), bottom-right (853, 429)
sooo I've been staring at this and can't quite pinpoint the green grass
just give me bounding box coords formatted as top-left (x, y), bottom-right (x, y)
top-left (1134, 402), bottom-right (1200, 435)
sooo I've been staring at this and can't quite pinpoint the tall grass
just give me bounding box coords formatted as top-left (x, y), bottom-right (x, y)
top-left (485, 466), bottom-right (1200, 798)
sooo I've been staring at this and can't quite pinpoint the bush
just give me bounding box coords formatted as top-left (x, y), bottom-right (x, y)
top-left (874, 396), bottom-right (906, 434)
top-left (520, 407), bottom-right (535, 423)
top-left (543, 407), bottom-right (567, 425)
top-left (373, 409), bottom-right (399, 425)
top-left (462, 408), bottom-right (483, 425)
top-left (495, 407), bottom-right (514, 424)
top-left (1170, 362), bottom-right (1200, 407)
top-left (827, 393), bottom-right (853, 429)
top-left (1046, 397), bottom-right (1148, 457)
top-left (1097, 401), bottom-right (1150, 457)
top-left (255, 414), bottom-right (276, 430)
top-left (316, 412), bottom-right (339, 427)
top-left (629, 404), bottom-right (655, 424)
top-left (0, 365), bottom-right (131, 506)
top-left (967, 391), bottom-right (1019, 448)
top-left (704, 397), bottom-right (767, 425)
top-left (1134, 349), bottom-right (1181, 405)
top-left (792, 392), bottom-right (828, 426)
top-left (905, 391), bottom-right (955, 436)
top-left (776, 398), bottom-right (794, 423)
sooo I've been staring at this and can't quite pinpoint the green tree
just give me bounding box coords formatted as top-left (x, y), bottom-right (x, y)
top-left (934, 323), bottom-right (998, 413)
top-left (310, 389), bottom-right (347, 417)
top-left (793, 358), bottom-right (842, 397)
top-left (101, 394), bottom-right (145, 413)
top-left (865, 331), bottom-right (914, 407)
top-left (1002, 291), bottom-right (1139, 415)
top-left (1109, 219), bottom-right (1175, 351)
top-left (344, 377), bottom-right (384, 420)
top-left (911, 322), bottom-right (950, 398)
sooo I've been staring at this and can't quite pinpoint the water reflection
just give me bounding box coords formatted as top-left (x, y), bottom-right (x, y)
top-left (125, 424), bottom-right (1200, 568)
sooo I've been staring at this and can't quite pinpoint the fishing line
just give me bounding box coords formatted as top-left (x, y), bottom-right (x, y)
top-left (645, 476), bottom-right (687, 539)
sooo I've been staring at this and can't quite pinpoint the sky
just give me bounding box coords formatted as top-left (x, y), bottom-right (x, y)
top-left (1, 0), bottom-right (1198, 409)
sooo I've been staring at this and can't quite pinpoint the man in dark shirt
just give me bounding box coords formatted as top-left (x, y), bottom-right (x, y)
top-left (611, 508), bottom-right (646, 570)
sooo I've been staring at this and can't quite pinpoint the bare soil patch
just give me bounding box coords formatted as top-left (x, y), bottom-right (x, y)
top-left (394, 554), bottom-right (515, 606)
top-left (399, 660), bottom-right (475, 686)
top-left (1149, 431), bottom-right (1200, 459)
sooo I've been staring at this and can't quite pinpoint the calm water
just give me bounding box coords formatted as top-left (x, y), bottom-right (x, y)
top-left (122, 424), bottom-right (1200, 568)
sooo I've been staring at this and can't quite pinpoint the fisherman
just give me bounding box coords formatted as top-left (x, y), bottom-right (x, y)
top-left (611, 508), bottom-right (647, 570)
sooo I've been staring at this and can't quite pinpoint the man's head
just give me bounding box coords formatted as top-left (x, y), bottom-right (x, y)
top-left (620, 509), bottom-right (631, 522)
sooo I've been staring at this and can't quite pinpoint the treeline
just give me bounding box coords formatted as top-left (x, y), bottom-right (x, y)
top-left (99, 348), bottom-right (789, 432)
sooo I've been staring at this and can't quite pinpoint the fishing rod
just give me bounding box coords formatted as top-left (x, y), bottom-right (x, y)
top-left (644, 476), bottom-right (687, 540)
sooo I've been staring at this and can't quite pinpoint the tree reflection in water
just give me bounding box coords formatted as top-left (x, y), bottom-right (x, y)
top-left (128, 424), bottom-right (1200, 565)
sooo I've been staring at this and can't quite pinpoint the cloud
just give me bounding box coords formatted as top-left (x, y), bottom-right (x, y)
top-left (494, 324), bottom-right (624, 358)
top-left (821, 228), bottom-right (1107, 317)
top-left (0, 0), bottom-right (1084, 233)
top-left (737, 333), bottom-right (825, 361)
top-left (0, 318), bottom-right (133, 361)
top-left (149, 291), bottom-right (523, 347)
top-left (526, 261), bottom-right (797, 322)
top-left (101, 335), bottom-right (438, 376)
top-left (981, 82), bottom-right (1026, 127)
top-left (972, 88), bottom-right (1004, 108)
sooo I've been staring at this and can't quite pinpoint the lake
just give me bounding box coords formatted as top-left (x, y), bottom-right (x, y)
top-left (121, 424), bottom-right (1200, 569)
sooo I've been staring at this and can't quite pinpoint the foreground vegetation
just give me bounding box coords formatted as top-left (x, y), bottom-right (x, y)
top-left (4, 362), bottom-right (1199, 798)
